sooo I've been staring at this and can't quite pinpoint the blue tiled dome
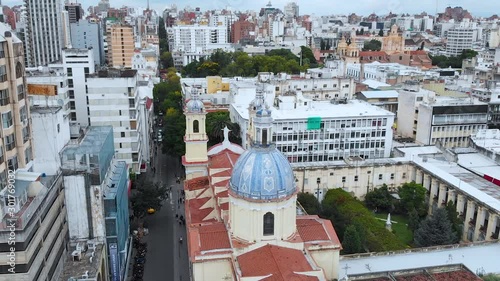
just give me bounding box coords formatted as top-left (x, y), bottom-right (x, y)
top-left (186, 98), bottom-right (204, 113)
top-left (229, 146), bottom-right (296, 201)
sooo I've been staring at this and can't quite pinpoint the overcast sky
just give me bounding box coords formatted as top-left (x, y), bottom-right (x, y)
top-left (3, 0), bottom-right (499, 17)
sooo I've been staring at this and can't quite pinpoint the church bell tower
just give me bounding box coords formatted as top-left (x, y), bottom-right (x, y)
top-left (183, 91), bottom-right (208, 179)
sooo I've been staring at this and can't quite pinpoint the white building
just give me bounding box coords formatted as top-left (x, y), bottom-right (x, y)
top-left (26, 68), bottom-right (71, 116)
top-left (70, 19), bottom-right (106, 66)
top-left (137, 81), bottom-right (154, 172)
top-left (397, 82), bottom-right (488, 148)
top-left (86, 69), bottom-right (143, 173)
top-left (231, 87), bottom-right (395, 163)
top-left (24, 0), bottom-right (65, 67)
top-left (167, 24), bottom-right (231, 53)
top-left (446, 27), bottom-right (475, 56)
top-left (284, 2), bottom-right (299, 19)
top-left (31, 106), bottom-right (70, 175)
top-left (346, 62), bottom-right (424, 83)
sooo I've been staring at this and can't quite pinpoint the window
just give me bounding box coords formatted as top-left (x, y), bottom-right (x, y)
top-left (330, 172), bottom-right (334, 176)
top-left (17, 84), bottom-right (25, 101)
top-left (15, 62), bottom-right (23, 79)
top-left (354, 175), bottom-right (358, 181)
top-left (378, 174), bottom-right (383, 180)
top-left (263, 212), bottom-right (274, 236)
top-left (0, 89), bottom-right (9, 106)
top-left (4, 133), bottom-right (15, 151)
top-left (262, 129), bottom-right (268, 145)
top-left (67, 68), bottom-right (72, 77)
top-left (22, 126), bottom-right (30, 142)
top-left (402, 172), bottom-right (406, 179)
top-left (25, 146), bottom-right (32, 164)
top-left (342, 176), bottom-right (346, 183)
top-left (416, 97), bottom-right (423, 101)
top-left (69, 90), bottom-right (75, 99)
top-left (121, 132), bottom-right (125, 137)
top-left (193, 120), bottom-right (199, 133)
top-left (84, 67), bottom-right (89, 75)
top-left (7, 156), bottom-right (18, 171)
top-left (2, 111), bottom-right (12, 128)
top-left (390, 173), bottom-right (394, 180)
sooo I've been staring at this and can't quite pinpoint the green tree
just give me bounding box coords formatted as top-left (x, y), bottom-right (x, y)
top-left (160, 51), bottom-right (174, 69)
top-left (162, 108), bottom-right (185, 157)
top-left (297, 192), bottom-right (321, 215)
top-left (482, 274), bottom-right (500, 281)
top-left (414, 208), bottom-right (457, 247)
top-left (408, 207), bottom-right (420, 231)
top-left (364, 184), bottom-right (393, 212)
top-left (378, 29), bottom-right (384, 36)
top-left (197, 61), bottom-right (221, 76)
top-left (205, 111), bottom-right (242, 147)
top-left (398, 182), bottom-right (427, 216)
top-left (342, 225), bottom-right (363, 254)
top-left (445, 201), bottom-right (462, 243)
top-left (300, 46), bottom-right (317, 66)
top-left (131, 179), bottom-right (168, 219)
top-left (362, 39), bottom-right (382, 51)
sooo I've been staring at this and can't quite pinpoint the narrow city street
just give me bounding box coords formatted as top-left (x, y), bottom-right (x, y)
top-left (140, 142), bottom-right (190, 281)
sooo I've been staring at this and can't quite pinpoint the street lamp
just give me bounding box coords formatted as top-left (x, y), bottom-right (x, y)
top-left (316, 177), bottom-right (321, 202)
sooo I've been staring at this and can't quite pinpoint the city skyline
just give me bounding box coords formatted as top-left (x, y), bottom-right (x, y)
top-left (3, 0), bottom-right (499, 17)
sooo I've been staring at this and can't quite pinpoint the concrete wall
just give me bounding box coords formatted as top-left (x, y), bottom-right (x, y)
top-left (310, 249), bottom-right (340, 281)
top-left (229, 195), bottom-right (297, 243)
top-left (192, 259), bottom-right (233, 281)
top-left (31, 108), bottom-right (70, 175)
top-left (416, 104), bottom-right (433, 145)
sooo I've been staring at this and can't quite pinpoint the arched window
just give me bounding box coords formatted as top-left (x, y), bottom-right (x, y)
top-left (15, 62), bottom-right (23, 79)
top-left (193, 120), bottom-right (199, 133)
top-left (263, 212), bottom-right (274, 236)
top-left (262, 129), bottom-right (267, 146)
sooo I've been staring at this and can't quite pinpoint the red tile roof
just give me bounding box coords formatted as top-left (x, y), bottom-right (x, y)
top-left (185, 177), bottom-right (210, 191)
top-left (360, 51), bottom-right (388, 56)
top-left (187, 197), bottom-right (216, 224)
top-left (296, 218), bottom-right (330, 241)
top-left (198, 223), bottom-right (231, 251)
top-left (238, 244), bottom-right (318, 281)
top-left (296, 216), bottom-right (342, 248)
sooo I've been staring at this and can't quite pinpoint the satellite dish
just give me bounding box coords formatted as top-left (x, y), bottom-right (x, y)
top-left (57, 99), bottom-right (64, 106)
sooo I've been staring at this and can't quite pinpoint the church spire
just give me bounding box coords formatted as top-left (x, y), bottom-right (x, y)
top-left (250, 85), bottom-right (273, 148)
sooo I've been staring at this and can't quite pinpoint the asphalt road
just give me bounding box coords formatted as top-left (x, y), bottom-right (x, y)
top-left (140, 142), bottom-right (190, 281)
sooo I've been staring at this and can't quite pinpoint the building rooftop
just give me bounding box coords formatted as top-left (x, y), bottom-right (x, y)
top-left (88, 69), bottom-right (137, 78)
top-left (59, 243), bottom-right (104, 281)
top-left (233, 99), bottom-right (394, 121)
top-left (359, 90), bottom-right (399, 99)
top-left (362, 79), bottom-right (391, 89)
top-left (61, 126), bottom-right (113, 156)
top-left (237, 244), bottom-right (319, 281)
top-left (340, 242), bottom-right (500, 279)
top-left (471, 129), bottom-right (500, 154)
top-left (30, 106), bottom-right (62, 114)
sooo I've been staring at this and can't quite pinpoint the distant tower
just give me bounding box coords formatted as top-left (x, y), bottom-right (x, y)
top-left (246, 85), bottom-right (266, 149)
top-left (183, 91), bottom-right (209, 179)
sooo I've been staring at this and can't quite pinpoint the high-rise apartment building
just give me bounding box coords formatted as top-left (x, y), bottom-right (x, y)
top-left (70, 20), bottom-right (105, 66)
top-left (0, 23), bottom-right (66, 281)
top-left (86, 69), bottom-right (143, 173)
top-left (107, 24), bottom-right (135, 68)
top-left (64, 2), bottom-right (83, 24)
top-left (24, 0), bottom-right (64, 67)
top-left (446, 27), bottom-right (475, 56)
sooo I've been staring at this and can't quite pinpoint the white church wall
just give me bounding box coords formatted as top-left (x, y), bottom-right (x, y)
top-left (192, 259), bottom-right (233, 281)
top-left (310, 249), bottom-right (340, 280)
top-left (229, 195), bottom-right (297, 243)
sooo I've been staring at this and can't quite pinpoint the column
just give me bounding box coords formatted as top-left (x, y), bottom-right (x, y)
top-left (422, 174), bottom-right (431, 191)
top-left (463, 200), bottom-right (476, 241)
top-left (428, 179), bottom-right (439, 214)
top-left (447, 189), bottom-right (457, 205)
top-left (456, 194), bottom-right (466, 215)
top-left (437, 185), bottom-right (448, 207)
top-left (485, 213), bottom-right (498, 242)
top-left (473, 206), bottom-right (486, 241)
top-left (415, 169), bottom-right (423, 185)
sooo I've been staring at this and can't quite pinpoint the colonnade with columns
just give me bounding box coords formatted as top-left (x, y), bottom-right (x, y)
top-left (412, 166), bottom-right (500, 242)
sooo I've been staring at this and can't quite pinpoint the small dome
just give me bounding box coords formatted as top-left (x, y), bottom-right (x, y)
top-left (186, 98), bottom-right (204, 113)
top-left (229, 146), bottom-right (296, 201)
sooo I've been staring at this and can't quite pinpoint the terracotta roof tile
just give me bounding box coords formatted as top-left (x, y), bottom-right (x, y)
top-left (238, 244), bottom-right (318, 281)
top-left (199, 223), bottom-right (231, 251)
top-left (297, 218), bottom-right (330, 241)
top-left (185, 177), bottom-right (210, 191)
top-left (187, 197), bottom-right (216, 224)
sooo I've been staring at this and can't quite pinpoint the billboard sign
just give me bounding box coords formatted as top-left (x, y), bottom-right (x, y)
top-left (27, 84), bottom-right (57, 96)
top-left (109, 243), bottom-right (121, 281)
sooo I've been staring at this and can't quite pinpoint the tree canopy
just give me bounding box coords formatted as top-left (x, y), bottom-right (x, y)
top-left (413, 207), bottom-right (457, 247)
top-left (362, 39), bottom-right (382, 51)
top-left (131, 179), bottom-right (169, 219)
top-left (181, 48), bottom-right (314, 78)
top-left (398, 182), bottom-right (427, 216)
top-left (364, 184), bottom-right (393, 212)
top-left (205, 111), bottom-right (242, 147)
top-left (430, 49), bottom-right (478, 68)
top-left (297, 192), bottom-right (321, 215)
top-left (322, 188), bottom-right (406, 252)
